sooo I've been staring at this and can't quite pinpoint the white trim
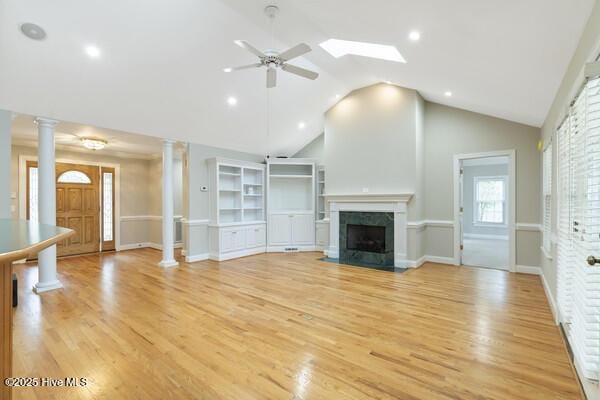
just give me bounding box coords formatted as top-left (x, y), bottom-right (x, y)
top-left (540, 245), bottom-right (553, 260)
top-left (209, 247), bottom-right (265, 261)
top-left (453, 150), bottom-right (516, 272)
top-left (515, 265), bottom-right (542, 275)
top-left (516, 223), bottom-right (542, 232)
top-left (267, 245), bottom-right (317, 253)
top-left (185, 253), bottom-right (209, 263)
top-left (181, 218), bottom-right (210, 226)
top-left (463, 233), bottom-right (508, 240)
top-left (120, 215), bottom-right (183, 221)
top-left (540, 269), bottom-right (558, 324)
top-left (405, 255), bottom-right (455, 268)
top-left (407, 220), bottom-right (454, 229)
top-left (324, 193), bottom-right (413, 203)
top-left (119, 242), bottom-right (182, 251)
top-left (19, 155), bottom-right (122, 252)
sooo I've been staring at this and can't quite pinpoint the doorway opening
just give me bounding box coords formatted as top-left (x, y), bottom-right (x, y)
top-left (453, 151), bottom-right (515, 271)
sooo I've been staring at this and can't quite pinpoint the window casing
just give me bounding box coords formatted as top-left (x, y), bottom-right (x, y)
top-left (473, 176), bottom-right (507, 226)
top-left (542, 143), bottom-right (552, 255)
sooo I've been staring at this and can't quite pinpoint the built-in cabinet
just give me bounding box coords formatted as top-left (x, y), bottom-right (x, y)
top-left (207, 158), bottom-right (266, 260)
top-left (315, 165), bottom-right (329, 252)
top-left (267, 159), bottom-right (316, 251)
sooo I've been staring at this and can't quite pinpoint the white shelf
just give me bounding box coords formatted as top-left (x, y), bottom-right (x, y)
top-left (270, 174), bottom-right (312, 179)
top-left (244, 194), bottom-right (262, 197)
top-left (244, 183), bottom-right (263, 186)
top-left (220, 189), bottom-right (241, 192)
top-left (220, 207), bottom-right (242, 211)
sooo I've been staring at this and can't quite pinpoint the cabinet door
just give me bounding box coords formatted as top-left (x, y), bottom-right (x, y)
top-left (231, 229), bottom-right (245, 250)
top-left (316, 223), bottom-right (329, 247)
top-left (246, 225), bottom-right (266, 248)
top-left (220, 230), bottom-right (235, 253)
top-left (291, 214), bottom-right (314, 245)
top-left (268, 214), bottom-right (292, 245)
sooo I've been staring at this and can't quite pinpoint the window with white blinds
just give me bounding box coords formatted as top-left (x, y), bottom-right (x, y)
top-left (542, 144), bottom-right (552, 255)
top-left (556, 76), bottom-right (600, 381)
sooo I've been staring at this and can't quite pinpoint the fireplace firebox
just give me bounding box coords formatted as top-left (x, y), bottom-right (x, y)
top-left (346, 224), bottom-right (386, 253)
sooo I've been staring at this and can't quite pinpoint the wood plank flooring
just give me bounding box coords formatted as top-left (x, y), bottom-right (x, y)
top-left (11, 250), bottom-right (582, 399)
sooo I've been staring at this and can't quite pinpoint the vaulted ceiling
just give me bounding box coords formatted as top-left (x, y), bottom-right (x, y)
top-left (0, 0), bottom-right (594, 156)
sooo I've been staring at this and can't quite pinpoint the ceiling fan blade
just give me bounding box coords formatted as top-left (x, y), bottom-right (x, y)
top-left (267, 67), bottom-right (277, 88)
top-left (278, 43), bottom-right (311, 62)
top-left (281, 64), bottom-right (319, 80)
top-left (225, 63), bottom-right (262, 72)
top-left (234, 40), bottom-right (265, 58)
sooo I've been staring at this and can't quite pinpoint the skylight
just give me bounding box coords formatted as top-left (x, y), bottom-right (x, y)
top-left (319, 39), bottom-right (406, 63)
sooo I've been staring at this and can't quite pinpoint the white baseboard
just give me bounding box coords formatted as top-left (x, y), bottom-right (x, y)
top-left (540, 269), bottom-right (558, 324)
top-left (402, 255), bottom-right (455, 268)
top-left (118, 242), bottom-right (183, 251)
top-left (210, 247), bottom-right (266, 261)
top-left (185, 253), bottom-right (209, 263)
top-left (515, 265), bottom-right (542, 275)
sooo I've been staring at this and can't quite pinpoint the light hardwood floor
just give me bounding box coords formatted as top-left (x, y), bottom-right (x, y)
top-left (12, 250), bottom-right (582, 400)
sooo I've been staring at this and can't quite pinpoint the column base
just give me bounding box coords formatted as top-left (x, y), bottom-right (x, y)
top-left (158, 260), bottom-right (179, 268)
top-left (33, 280), bottom-right (63, 294)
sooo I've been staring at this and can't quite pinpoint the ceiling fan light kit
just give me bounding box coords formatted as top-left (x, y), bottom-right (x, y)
top-left (224, 5), bottom-right (319, 88)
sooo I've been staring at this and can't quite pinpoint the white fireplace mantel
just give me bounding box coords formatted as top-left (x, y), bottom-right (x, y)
top-left (325, 193), bottom-right (413, 268)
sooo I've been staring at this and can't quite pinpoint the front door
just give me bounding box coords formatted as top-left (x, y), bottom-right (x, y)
top-left (27, 161), bottom-right (101, 256)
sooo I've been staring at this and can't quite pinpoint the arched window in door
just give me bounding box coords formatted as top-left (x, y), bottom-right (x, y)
top-left (57, 170), bottom-right (92, 184)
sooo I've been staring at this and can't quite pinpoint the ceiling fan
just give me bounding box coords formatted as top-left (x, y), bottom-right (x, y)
top-left (224, 5), bottom-right (319, 88)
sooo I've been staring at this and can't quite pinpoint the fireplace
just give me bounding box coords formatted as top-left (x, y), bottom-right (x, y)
top-left (347, 224), bottom-right (386, 253)
top-left (339, 211), bottom-right (394, 268)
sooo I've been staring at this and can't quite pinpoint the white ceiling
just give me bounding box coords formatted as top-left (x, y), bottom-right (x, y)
top-left (11, 114), bottom-right (164, 159)
top-left (0, 0), bottom-right (594, 156)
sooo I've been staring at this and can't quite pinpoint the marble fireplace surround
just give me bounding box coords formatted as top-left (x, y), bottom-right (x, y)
top-left (326, 194), bottom-right (413, 268)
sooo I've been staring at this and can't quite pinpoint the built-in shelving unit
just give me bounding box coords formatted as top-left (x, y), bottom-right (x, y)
top-left (317, 166), bottom-right (326, 221)
top-left (207, 158), bottom-right (267, 261)
top-left (266, 158), bottom-right (316, 252)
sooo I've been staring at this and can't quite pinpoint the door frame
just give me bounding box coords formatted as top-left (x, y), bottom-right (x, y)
top-left (452, 150), bottom-right (516, 272)
top-left (18, 155), bottom-right (121, 251)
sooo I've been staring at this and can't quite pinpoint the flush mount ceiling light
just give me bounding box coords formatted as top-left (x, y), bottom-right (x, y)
top-left (81, 137), bottom-right (107, 150)
top-left (85, 45), bottom-right (101, 58)
top-left (319, 39), bottom-right (406, 63)
top-left (20, 23), bottom-right (46, 41)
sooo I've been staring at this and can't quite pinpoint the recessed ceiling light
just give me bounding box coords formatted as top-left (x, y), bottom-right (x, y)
top-left (227, 96), bottom-right (238, 106)
top-left (409, 31), bottom-right (421, 41)
top-left (20, 23), bottom-right (46, 41)
top-left (85, 45), bottom-right (101, 58)
top-left (223, 67), bottom-right (233, 73)
top-left (444, 91), bottom-right (453, 97)
top-left (319, 39), bottom-right (406, 63)
top-left (298, 122), bottom-right (306, 130)
top-left (335, 94), bottom-right (341, 99)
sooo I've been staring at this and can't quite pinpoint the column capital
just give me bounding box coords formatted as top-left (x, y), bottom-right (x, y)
top-left (162, 138), bottom-right (177, 146)
top-left (34, 117), bottom-right (59, 128)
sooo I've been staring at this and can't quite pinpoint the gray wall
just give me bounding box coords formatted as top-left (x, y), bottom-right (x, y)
top-left (183, 142), bottom-right (263, 258)
top-left (0, 111), bottom-right (11, 218)
top-left (540, 1), bottom-right (600, 300)
top-left (462, 163), bottom-right (509, 237)
top-left (296, 92), bottom-right (541, 265)
top-left (293, 133), bottom-right (324, 160)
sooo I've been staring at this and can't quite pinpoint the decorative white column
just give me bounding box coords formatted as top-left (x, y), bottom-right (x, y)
top-left (0, 110), bottom-right (11, 219)
top-left (34, 117), bottom-right (62, 293)
top-left (159, 139), bottom-right (179, 267)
